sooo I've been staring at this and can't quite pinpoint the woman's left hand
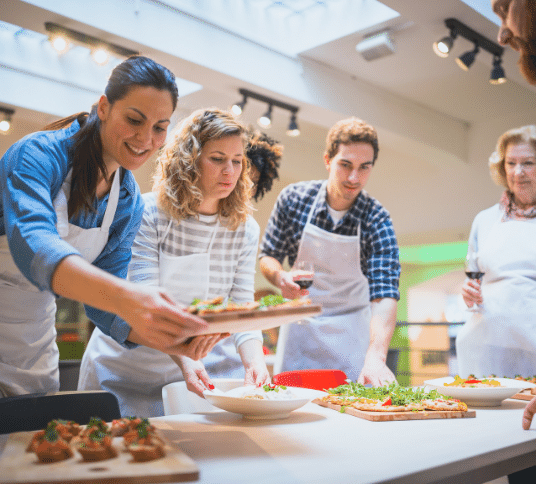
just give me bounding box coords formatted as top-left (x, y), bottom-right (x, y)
top-left (239, 339), bottom-right (270, 387)
top-left (244, 361), bottom-right (271, 387)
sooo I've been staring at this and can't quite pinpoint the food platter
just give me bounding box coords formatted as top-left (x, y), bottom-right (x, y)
top-left (313, 398), bottom-right (476, 421)
top-left (197, 304), bottom-right (322, 335)
top-left (424, 377), bottom-right (536, 407)
top-left (0, 429), bottom-right (198, 484)
top-left (203, 386), bottom-right (321, 419)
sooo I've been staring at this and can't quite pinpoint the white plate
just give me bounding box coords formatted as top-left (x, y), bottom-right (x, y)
top-left (203, 386), bottom-right (323, 419)
top-left (424, 377), bottom-right (536, 407)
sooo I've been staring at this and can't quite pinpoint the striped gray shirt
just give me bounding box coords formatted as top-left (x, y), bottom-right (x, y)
top-left (128, 192), bottom-right (262, 349)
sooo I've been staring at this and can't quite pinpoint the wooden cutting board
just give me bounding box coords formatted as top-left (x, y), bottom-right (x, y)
top-left (313, 398), bottom-right (476, 422)
top-left (197, 304), bottom-right (322, 335)
top-left (0, 430), bottom-right (198, 484)
top-left (511, 390), bottom-right (535, 401)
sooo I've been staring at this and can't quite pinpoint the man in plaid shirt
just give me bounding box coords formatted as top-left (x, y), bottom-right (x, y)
top-left (259, 117), bottom-right (400, 384)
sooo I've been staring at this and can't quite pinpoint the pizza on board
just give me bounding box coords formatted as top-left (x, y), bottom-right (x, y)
top-left (322, 382), bottom-right (468, 413)
top-left (186, 295), bottom-right (312, 315)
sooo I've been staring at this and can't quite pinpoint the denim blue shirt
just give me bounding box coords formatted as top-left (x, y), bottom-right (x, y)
top-left (259, 180), bottom-right (401, 301)
top-left (0, 120), bottom-right (144, 346)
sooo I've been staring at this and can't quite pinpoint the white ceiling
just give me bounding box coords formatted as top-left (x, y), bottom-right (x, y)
top-left (2, 0), bottom-right (536, 246)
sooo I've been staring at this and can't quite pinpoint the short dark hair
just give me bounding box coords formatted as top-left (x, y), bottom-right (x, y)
top-left (324, 117), bottom-right (379, 164)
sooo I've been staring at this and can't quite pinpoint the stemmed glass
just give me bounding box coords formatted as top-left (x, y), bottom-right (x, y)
top-left (291, 261), bottom-right (314, 293)
top-left (464, 253), bottom-right (485, 312)
top-left (291, 261), bottom-right (314, 325)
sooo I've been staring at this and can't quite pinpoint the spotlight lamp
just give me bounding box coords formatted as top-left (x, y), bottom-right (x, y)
top-left (234, 88), bottom-right (300, 137)
top-left (232, 93), bottom-right (248, 116)
top-left (0, 107), bottom-right (15, 135)
top-left (50, 34), bottom-right (70, 54)
top-left (433, 18), bottom-right (506, 84)
top-left (91, 46), bottom-right (111, 66)
top-left (456, 44), bottom-right (479, 71)
top-left (258, 105), bottom-right (272, 128)
top-left (287, 112), bottom-right (300, 137)
top-left (433, 32), bottom-right (456, 58)
top-left (44, 22), bottom-right (138, 64)
top-left (490, 55), bottom-right (507, 84)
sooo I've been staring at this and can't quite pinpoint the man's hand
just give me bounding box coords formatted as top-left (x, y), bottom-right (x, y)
top-left (278, 271), bottom-right (308, 300)
top-left (357, 353), bottom-right (396, 387)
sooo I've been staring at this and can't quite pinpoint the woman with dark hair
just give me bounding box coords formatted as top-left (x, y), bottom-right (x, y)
top-left (0, 55), bottom-right (209, 398)
top-left (246, 128), bottom-right (282, 202)
top-left (78, 108), bottom-right (269, 417)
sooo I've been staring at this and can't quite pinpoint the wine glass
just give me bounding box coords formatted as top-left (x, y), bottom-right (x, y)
top-left (291, 261), bottom-right (314, 294)
top-left (291, 261), bottom-right (314, 325)
top-left (464, 253), bottom-right (485, 312)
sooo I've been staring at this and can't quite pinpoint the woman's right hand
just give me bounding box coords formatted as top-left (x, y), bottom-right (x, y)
top-left (461, 278), bottom-right (483, 309)
top-left (118, 283), bottom-right (211, 352)
top-left (170, 356), bottom-right (214, 398)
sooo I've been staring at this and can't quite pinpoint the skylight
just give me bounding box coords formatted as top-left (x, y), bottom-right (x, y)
top-left (160, 0), bottom-right (400, 56)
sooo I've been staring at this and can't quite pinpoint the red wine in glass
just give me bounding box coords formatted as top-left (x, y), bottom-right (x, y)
top-left (465, 271), bottom-right (485, 281)
top-left (295, 278), bottom-right (313, 289)
top-left (465, 253), bottom-right (484, 311)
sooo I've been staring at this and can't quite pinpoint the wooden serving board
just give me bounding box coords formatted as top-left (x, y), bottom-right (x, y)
top-left (0, 430), bottom-right (198, 484)
top-left (198, 304), bottom-right (322, 335)
top-left (313, 398), bottom-right (476, 422)
top-left (512, 390), bottom-right (535, 401)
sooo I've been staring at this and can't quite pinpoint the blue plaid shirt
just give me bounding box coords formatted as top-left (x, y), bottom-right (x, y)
top-left (259, 180), bottom-right (400, 301)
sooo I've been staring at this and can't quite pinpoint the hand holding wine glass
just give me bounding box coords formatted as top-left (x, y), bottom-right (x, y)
top-left (464, 252), bottom-right (485, 312)
top-left (291, 261), bottom-right (314, 294)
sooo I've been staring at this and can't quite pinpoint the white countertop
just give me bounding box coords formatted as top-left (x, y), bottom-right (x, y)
top-left (151, 398), bottom-right (536, 484)
top-left (1, 398), bottom-right (535, 484)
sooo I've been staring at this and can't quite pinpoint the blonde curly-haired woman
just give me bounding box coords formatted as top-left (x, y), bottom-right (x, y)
top-left (78, 108), bottom-right (270, 417)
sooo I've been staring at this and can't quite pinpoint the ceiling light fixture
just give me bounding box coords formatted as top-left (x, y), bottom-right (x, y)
top-left (233, 88), bottom-right (300, 137)
top-left (490, 55), bottom-right (507, 84)
top-left (456, 44), bottom-right (480, 71)
top-left (258, 105), bottom-right (272, 128)
top-left (231, 93), bottom-right (248, 116)
top-left (434, 18), bottom-right (506, 84)
top-left (287, 112), bottom-right (300, 137)
top-left (0, 107), bottom-right (15, 135)
top-left (44, 22), bottom-right (138, 64)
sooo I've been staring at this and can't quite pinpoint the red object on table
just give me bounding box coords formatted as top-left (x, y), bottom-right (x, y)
top-left (272, 369), bottom-right (348, 391)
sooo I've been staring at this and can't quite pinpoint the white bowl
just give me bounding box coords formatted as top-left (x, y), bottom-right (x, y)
top-left (162, 378), bottom-right (243, 415)
top-left (203, 386), bottom-right (321, 420)
top-left (424, 377), bottom-right (536, 407)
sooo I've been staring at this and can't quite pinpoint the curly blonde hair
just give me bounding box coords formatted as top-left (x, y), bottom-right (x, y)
top-left (324, 117), bottom-right (379, 163)
top-left (489, 125), bottom-right (536, 189)
top-left (153, 108), bottom-right (252, 230)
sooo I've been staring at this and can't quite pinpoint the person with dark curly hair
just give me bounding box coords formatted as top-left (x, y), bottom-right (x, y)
top-left (246, 128), bottom-right (283, 202)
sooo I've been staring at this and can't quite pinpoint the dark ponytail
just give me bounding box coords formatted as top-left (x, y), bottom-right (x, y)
top-left (44, 55), bottom-right (178, 218)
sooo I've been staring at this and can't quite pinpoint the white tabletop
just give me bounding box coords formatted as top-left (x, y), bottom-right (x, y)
top-left (150, 398), bottom-right (536, 484)
top-left (1, 398), bottom-right (536, 484)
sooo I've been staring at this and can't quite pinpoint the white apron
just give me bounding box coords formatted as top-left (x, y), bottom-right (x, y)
top-left (456, 218), bottom-right (536, 378)
top-left (0, 168), bottom-right (120, 397)
top-left (281, 182), bottom-right (371, 381)
top-left (78, 216), bottom-right (245, 418)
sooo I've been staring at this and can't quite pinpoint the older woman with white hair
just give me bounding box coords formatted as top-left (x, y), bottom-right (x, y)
top-left (456, 124), bottom-right (536, 378)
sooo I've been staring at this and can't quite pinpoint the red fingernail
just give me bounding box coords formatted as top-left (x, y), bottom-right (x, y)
top-left (209, 384), bottom-right (215, 390)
